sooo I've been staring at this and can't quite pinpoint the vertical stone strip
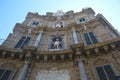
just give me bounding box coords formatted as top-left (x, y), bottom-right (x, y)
top-left (77, 60), bottom-right (88, 80)
top-left (72, 29), bottom-right (79, 44)
top-left (18, 61), bottom-right (30, 80)
top-left (34, 32), bottom-right (42, 47)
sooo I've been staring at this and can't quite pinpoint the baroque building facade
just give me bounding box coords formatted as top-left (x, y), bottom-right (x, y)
top-left (0, 7), bottom-right (120, 80)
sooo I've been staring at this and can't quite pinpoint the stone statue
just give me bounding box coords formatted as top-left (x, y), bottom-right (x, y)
top-left (53, 38), bottom-right (61, 49)
top-left (55, 22), bottom-right (61, 28)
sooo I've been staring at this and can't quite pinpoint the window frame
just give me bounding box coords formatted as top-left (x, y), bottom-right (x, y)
top-left (83, 32), bottom-right (98, 45)
top-left (95, 64), bottom-right (117, 80)
top-left (0, 68), bottom-right (14, 80)
top-left (79, 17), bottom-right (86, 23)
top-left (14, 36), bottom-right (31, 48)
top-left (32, 21), bottom-right (39, 26)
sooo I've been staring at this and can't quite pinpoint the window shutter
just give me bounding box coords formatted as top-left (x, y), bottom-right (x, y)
top-left (89, 32), bottom-right (98, 44)
top-left (14, 36), bottom-right (26, 48)
top-left (84, 33), bottom-right (92, 45)
top-left (96, 65), bottom-right (117, 80)
top-left (0, 69), bottom-right (12, 80)
top-left (0, 69), bottom-right (5, 77)
top-left (22, 37), bottom-right (31, 47)
top-left (1, 70), bottom-right (12, 80)
top-left (104, 65), bottom-right (117, 80)
top-left (96, 67), bottom-right (107, 80)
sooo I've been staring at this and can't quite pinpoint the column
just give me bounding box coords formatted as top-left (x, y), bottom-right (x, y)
top-left (18, 61), bottom-right (30, 80)
top-left (77, 60), bottom-right (88, 80)
top-left (72, 29), bottom-right (79, 44)
top-left (34, 32), bottom-right (42, 47)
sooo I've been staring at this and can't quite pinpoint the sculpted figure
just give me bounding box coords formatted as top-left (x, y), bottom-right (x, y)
top-left (53, 39), bottom-right (61, 49)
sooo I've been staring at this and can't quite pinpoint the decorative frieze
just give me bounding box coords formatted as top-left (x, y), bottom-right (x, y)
top-left (94, 48), bottom-right (99, 54)
top-left (61, 55), bottom-right (64, 61)
top-left (69, 54), bottom-right (73, 60)
top-left (52, 55), bottom-right (56, 61)
top-left (44, 55), bottom-right (48, 62)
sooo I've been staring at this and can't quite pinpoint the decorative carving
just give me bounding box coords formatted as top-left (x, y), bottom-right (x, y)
top-left (49, 33), bottom-right (64, 50)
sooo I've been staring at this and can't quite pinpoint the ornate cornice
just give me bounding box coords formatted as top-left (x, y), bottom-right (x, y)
top-left (0, 37), bottom-right (120, 62)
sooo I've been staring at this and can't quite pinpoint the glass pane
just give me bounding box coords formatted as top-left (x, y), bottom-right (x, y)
top-left (104, 65), bottom-right (117, 80)
top-left (14, 36), bottom-right (26, 48)
top-left (22, 37), bottom-right (31, 47)
top-left (96, 67), bottom-right (107, 80)
top-left (89, 32), bottom-right (98, 44)
top-left (1, 70), bottom-right (12, 80)
top-left (84, 33), bottom-right (92, 45)
top-left (0, 69), bottom-right (5, 77)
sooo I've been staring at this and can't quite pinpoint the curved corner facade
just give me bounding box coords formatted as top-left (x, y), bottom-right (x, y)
top-left (0, 7), bottom-right (120, 80)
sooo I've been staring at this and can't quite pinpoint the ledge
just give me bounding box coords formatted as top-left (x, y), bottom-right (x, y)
top-left (36, 49), bottom-right (73, 55)
top-left (85, 37), bottom-right (120, 50)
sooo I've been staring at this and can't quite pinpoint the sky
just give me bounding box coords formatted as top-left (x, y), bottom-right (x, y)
top-left (0, 0), bottom-right (120, 43)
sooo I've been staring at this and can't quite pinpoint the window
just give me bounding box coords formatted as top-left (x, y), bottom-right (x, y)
top-left (79, 17), bottom-right (85, 22)
top-left (0, 69), bottom-right (13, 80)
top-left (32, 21), bottom-right (39, 26)
top-left (84, 32), bottom-right (98, 45)
top-left (14, 36), bottom-right (31, 48)
top-left (95, 65), bottom-right (117, 80)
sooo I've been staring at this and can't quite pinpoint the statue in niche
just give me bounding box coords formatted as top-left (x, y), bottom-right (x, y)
top-left (54, 16), bottom-right (64, 28)
top-left (55, 21), bottom-right (63, 28)
top-left (53, 38), bottom-right (61, 49)
top-left (49, 33), bottom-right (64, 50)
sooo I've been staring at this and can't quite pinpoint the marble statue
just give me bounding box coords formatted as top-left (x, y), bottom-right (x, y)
top-left (53, 38), bottom-right (61, 49)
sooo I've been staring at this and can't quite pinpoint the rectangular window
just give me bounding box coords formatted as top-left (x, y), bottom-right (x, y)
top-left (84, 32), bottom-right (98, 45)
top-left (14, 36), bottom-right (31, 48)
top-left (0, 69), bottom-right (13, 80)
top-left (96, 65), bottom-right (117, 80)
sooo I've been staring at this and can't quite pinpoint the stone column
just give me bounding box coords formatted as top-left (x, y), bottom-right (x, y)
top-left (72, 29), bottom-right (79, 44)
top-left (34, 32), bottom-right (42, 47)
top-left (18, 61), bottom-right (30, 80)
top-left (77, 60), bottom-right (88, 80)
